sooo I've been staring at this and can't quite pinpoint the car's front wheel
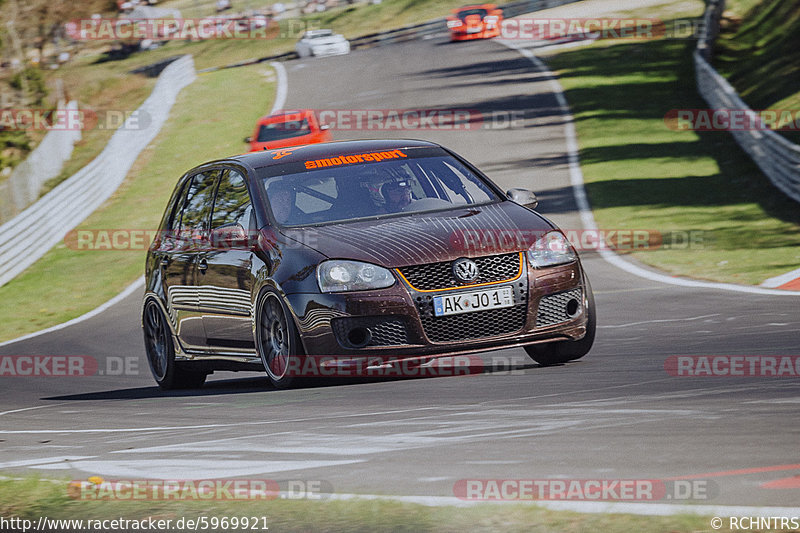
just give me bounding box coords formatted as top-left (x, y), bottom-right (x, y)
top-left (143, 300), bottom-right (207, 389)
top-left (525, 278), bottom-right (596, 366)
top-left (256, 289), bottom-right (303, 389)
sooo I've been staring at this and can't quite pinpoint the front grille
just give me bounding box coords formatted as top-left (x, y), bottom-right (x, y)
top-left (419, 305), bottom-right (527, 343)
top-left (535, 288), bottom-right (582, 328)
top-left (398, 253), bottom-right (521, 291)
top-left (331, 316), bottom-right (410, 348)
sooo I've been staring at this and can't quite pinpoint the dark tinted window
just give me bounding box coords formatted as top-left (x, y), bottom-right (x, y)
top-left (166, 179), bottom-right (192, 232)
top-left (261, 155), bottom-right (498, 226)
top-left (458, 8), bottom-right (488, 19)
top-left (257, 119), bottom-right (311, 142)
top-left (178, 171), bottom-right (219, 234)
top-left (211, 170), bottom-right (251, 229)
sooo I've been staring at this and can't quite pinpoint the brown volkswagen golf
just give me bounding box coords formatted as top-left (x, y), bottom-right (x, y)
top-left (142, 140), bottom-right (595, 389)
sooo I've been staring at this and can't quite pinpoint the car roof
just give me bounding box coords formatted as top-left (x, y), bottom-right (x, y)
top-left (305, 29), bottom-right (334, 36)
top-left (455, 4), bottom-right (495, 12)
top-left (226, 139), bottom-right (443, 169)
top-left (256, 109), bottom-right (313, 123)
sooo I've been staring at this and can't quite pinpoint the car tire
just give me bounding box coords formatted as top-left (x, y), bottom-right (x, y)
top-left (255, 288), bottom-right (303, 389)
top-left (143, 299), bottom-right (208, 390)
top-left (524, 277), bottom-right (596, 366)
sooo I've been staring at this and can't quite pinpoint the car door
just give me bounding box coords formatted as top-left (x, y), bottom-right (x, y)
top-left (198, 168), bottom-right (256, 349)
top-left (161, 170), bottom-right (219, 350)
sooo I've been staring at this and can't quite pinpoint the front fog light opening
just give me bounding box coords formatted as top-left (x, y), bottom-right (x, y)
top-left (566, 298), bottom-right (580, 317)
top-left (347, 327), bottom-right (372, 348)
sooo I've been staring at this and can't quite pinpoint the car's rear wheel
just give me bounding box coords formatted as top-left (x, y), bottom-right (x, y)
top-left (143, 300), bottom-right (207, 389)
top-left (256, 289), bottom-right (303, 389)
top-left (525, 278), bottom-right (596, 366)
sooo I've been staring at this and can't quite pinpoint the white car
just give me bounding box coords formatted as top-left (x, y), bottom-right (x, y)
top-left (295, 29), bottom-right (350, 58)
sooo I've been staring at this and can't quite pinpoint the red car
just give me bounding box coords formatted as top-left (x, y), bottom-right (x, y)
top-left (246, 109), bottom-right (331, 152)
top-left (447, 4), bottom-right (503, 41)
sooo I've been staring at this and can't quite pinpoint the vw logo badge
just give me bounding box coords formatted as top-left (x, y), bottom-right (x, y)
top-left (452, 258), bottom-right (479, 284)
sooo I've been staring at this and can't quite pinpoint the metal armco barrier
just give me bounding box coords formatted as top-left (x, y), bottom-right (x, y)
top-left (695, 0), bottom-right (800, 203)
top-left (0, 100), bottom-right (82, 225)
top-left (0, 55), bottom-right (197, 288)
top-left (196, 0), bottom-right (586, 73)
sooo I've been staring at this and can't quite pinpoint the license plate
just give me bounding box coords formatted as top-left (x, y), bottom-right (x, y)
top-left (433, 286), bottom-right (514, 317)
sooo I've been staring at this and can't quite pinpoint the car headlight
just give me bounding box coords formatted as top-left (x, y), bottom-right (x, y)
top-left (317, 260), bottom-right (396, 293)
top-left (527, 231), bottom-right (577, 268)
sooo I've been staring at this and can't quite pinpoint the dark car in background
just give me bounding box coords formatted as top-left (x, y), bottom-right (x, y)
top-left (142, 140), bottom-right (595, 389)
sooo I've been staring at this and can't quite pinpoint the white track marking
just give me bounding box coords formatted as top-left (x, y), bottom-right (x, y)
top-left (0, 278), bottom-right (144, 348)
top-left (328, 493), bottom-right (800, 517)
top-left (598, 314), bottom-right (721, 329)
top-left (0, 457), bottom-right (96, 468)
top-left (269, 61), bottom-right (288, 114)
top-left (0, 404), bottom-right (66, 417)
top-left (762, 267), bottom-right (800, 288)
top-left (0, 406), bottom-right (443, 434)
top-left (495, 39), bottom-right (800, 297)
top-left (0, 64), bottom-right (290, 350)
top-left (35, 459), bottom-right (363, 479)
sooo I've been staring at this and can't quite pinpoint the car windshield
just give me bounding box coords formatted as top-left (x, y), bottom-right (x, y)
top-left (458, 8), bottom-right (488, 19)
top-left (256, 118), bottom-right (311, 142)
top-left (260, 152), bottom-right (499, 226)
top-left (308, 31), bottom-right (334, 39)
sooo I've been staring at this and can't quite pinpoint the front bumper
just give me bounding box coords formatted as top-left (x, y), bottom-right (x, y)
top-left (286, 258), bottom-right (587, 364)
top-left (449, 26), bottom-right (500, 41)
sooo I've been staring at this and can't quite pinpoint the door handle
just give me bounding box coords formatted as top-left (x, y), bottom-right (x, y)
top-left (198, 259), bottom-right (208, 272)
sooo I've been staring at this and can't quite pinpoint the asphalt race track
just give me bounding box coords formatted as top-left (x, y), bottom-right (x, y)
top-left (1, 36), bottom-right (799, 510)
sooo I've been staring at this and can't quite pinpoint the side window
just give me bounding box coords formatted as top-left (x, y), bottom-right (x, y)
top-left (178, 171), bottom-right (219, 236)
top-left (166, 178), bottom-right (191, 232)
top-left (211, 170), bottom-right (251, 229)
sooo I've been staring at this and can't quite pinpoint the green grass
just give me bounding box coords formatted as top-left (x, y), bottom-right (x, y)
top-left (79, 0), bottom-right (472, 72)
top-left (544, 2), bottom-right (800, 285)
top-left (0, 0), bottom-right (482, 342)
top-left (0, 475), bottom-right (744, 533)
top-left (31, 0), bottom-right (468, 196)
top-left (715, 0), bottom-right (800, 136)
top-left (0, 63), bottom-right (275, 342)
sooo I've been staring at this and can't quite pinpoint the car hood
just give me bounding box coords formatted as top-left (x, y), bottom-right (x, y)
top-left (280, 201), bottom-right (556, 268)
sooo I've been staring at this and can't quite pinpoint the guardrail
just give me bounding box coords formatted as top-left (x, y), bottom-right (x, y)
top-left (0, 100), bottom-right (82, 225)
top-left (695, 0), bottom-right (800, 203)
top-left (0, 55), bottom-right (197, 288)
top-left (197, 0), bottom-right (585, 73)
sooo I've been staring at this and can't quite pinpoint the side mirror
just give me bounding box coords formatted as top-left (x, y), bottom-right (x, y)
top-left (210, 223), bottom-right (252, 251)
top-left (506, 188), bottom-right (538, 210)
top-left (244, 136), bottom-right (252, 143)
